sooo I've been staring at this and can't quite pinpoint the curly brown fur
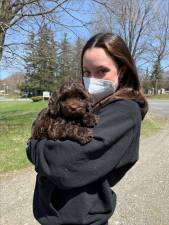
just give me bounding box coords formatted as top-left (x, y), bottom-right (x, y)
top-left (31, 80), bottom-right (99, 144)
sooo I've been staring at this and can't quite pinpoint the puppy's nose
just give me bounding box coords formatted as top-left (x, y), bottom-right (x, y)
top-left (71, 105), bottom-right (78, 110)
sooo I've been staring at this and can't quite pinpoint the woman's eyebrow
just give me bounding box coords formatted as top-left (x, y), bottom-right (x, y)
top-left (96, 65), bottom-right (109, 69)
top-left (83, 65), bottom-right (109, 70)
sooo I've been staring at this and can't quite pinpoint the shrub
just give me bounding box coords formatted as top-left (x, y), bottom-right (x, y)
top-left (31, 96), bottom-right (43, 102)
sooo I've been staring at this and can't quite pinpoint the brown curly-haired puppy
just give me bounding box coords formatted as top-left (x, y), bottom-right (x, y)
top-left (31, 80), bottom-right (100, 144)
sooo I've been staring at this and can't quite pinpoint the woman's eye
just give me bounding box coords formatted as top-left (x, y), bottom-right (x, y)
top-left (97, 68), bottom-right (110, 77)
top-left (98, 69), bottom-right (109, 75)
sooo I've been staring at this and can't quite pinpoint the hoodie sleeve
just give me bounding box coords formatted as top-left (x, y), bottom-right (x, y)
top-left (26, 99), bottom-right (142, 190)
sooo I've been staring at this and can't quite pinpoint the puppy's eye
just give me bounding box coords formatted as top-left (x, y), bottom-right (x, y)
top-left (77, 91), bottom-right (86, 99)
top-left (76, 96), bottom-right (82, 101)
top-left (60, 94), bottom-right (68, 101)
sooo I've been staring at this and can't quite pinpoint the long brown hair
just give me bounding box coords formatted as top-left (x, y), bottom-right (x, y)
top-left (81, 33), bottom-right (148, 119)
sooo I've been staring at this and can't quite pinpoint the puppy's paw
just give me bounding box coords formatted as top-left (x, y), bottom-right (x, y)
top-left (83, 113), bottom-right (100, 127)
top-left (77, 127), bottom-right (93, 144)
top-left (78, 135), bottom-right (92, 144)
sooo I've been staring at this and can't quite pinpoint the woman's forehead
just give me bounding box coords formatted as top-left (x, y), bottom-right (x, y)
top-left (83, 48), bottom-right (115, 69)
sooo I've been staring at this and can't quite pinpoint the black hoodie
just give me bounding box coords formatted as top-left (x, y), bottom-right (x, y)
top-left (26, 99), bottom-right (142, 225)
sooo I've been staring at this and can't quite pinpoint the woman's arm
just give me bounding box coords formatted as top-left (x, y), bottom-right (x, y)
top-left (26, 99), bottom-right (142, 189)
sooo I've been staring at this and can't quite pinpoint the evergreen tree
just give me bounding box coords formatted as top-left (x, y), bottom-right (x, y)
top-left (24, 24), bottom-right (57, 96)
top-left (142, 67), bottom-right (151, 94)
top-left (71, 37), bottom-right (84, 81)
top-left (57, 33), bottom-right (72, 83)
top-left (24, 32), bottom-right (37, 95)
top-left (150, 58), bottom-right (163, 94)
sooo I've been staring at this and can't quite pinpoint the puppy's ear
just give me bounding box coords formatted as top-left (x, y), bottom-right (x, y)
top-left (48, 90), bottom-right (60, 116)
top-left (75, 82), bottom-right (94, 112)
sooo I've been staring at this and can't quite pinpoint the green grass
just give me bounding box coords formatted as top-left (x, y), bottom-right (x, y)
top-left (0, 101), bottom-right (47, 172)
top-left (0, 101), bottom-right (167, 172)
top-left (141, 113), bottom-right (166, 137)
top-left (146, 94), bottom-right (169, 100)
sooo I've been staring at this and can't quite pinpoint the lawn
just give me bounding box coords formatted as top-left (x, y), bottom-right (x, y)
top-left (0, 100), bottom-right (166, 172)
top-left (141, 113), bottom-right (166, 137)
top-left (0, 100), bottom-right (47, 172)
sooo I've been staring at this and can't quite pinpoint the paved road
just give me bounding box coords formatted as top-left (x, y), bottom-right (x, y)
top-left (148, 99), bottom-right (169, 118)
top-left (109, 119), bottom-right (169, 225)
top-left (0, 97), bottom-right (31, 102)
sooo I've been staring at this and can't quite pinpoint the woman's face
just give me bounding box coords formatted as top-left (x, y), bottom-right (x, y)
top-left (82, 47), bottom-right (119, 84)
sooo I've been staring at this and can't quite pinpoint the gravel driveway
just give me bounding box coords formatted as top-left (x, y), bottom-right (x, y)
top-left (0, 113), bottom-right (169, 225)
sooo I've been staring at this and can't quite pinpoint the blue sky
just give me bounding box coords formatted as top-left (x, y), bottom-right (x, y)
top-left (0, 0), bottom-right (93, 79)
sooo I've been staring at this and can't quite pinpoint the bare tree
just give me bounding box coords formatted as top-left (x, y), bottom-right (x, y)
top-left (148, 1), bottom-right (169, 94)
top-left (0, 0), bottom-right (111, 65)
top-left (89, 0), bottom-right (158, 62)
top-left (149, 1), bottom-right (169, 70)
top-left (0, 0), bottom-right (90, 61)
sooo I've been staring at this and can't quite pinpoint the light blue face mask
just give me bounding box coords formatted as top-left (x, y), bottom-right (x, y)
top-left (83, 77), bottom-right (118, 102)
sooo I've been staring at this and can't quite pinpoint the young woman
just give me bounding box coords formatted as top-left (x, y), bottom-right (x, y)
top-left (26, 33), bottom-right (148, 225)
